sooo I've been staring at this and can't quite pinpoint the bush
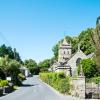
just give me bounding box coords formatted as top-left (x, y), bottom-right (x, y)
top-left (0, 80), bottom-right (9, 87)
top-left (0, 69), bottom-right (6, 80)
top-left (78, 59), bottom-right (98, 78)
top-left (86, 76), bottom-right (100, 84)
top-left (57, 72), bottom-right (66, 79)
top-left (57, 79), bottom-right (70, 94)
top-left (11, 74), bottom-right (22, 86)
top-left (0, 88), bottom-right (3, 96)
top-left (39, 72), bottom-right (71, 94)
top-left (18, 73), bottom-right (26, 81)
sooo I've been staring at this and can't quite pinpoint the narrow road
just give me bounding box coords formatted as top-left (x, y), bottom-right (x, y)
top-left (0, 76), bottom-right (74, 100)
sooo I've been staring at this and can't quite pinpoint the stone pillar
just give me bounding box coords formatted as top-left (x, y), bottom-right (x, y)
top-left (71, 77), bottom-right (85, 99)
top-left (78, 76), bottom-right (85, 99)
top-left (71, 64), bottom-right (85, 99)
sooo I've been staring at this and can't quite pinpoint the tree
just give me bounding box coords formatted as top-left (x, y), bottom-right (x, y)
top-left (52, 30), bottom-right (95, 61)
top-left (38, 59), bottom-right (51, 72)
top-left (52, 44), bottom-right (59, 60)
top-left (0, 55), bottom-right (10, 78)
top-left (8, 60), bottom-right (21, 85)
top-left (90, 17), bottom-right (100, 71)
top-left (78, 59), bottom-right (98, 78)
top-left (0, 44), bottom-right (22, 62)
top-left (78, 28), bottom-right (95, 55)
top-left (24, 59), bottom-right (38, 74)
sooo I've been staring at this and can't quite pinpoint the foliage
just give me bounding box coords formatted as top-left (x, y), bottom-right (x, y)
top-left (57, 79), bottom-right (70, 94)
top-left (0, 80), bottom-right (9, 87)
top-left (39, 72), bottom-right (70, 94)
top-left (0, 55), bottom-right (10, 77)
top-left (78, 59), bottom-right (98, 78)
top-left (0, 44), bottom-right (21, 62)
top-left (24, 59), bottom-right (38, 74)
top-left (86, 76), bottom-right (100, 84)
top-left (0, 55), bottom-right (22, 85)
top-left (38, 59), bottom-right (51, 68)
top-left (90, 17), bottom-right (100, 71)
top-left (8, 60), bottom-right (20, 75)
top-left (18, 73), bottom-right (26, 81)
top-left (52, 44), bottom-right (59, 60)
top-left (38, 59), bottom-right (51, 72)
top-left (0, 68), bottom-right (6, 80)
top-left (0, 88), bottom-right (3, 95)
top-left (8, 60), bottom-right (21, 86)
top-left (78, 28), bottom-right (95, 54)
top-left (52, 28), bottom-right (95, 60)
top-left (91, 76), bottom-right (100, 84)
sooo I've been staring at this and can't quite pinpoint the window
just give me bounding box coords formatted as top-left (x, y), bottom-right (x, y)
top-left (76, 58), bottom-right (81, 66)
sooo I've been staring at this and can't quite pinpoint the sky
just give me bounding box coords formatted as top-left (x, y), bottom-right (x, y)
top-left (0, 0), bottom-right (100, 62)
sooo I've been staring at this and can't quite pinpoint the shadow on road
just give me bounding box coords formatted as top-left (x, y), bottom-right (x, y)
top-left (21, 84), bottom-right (38, 87)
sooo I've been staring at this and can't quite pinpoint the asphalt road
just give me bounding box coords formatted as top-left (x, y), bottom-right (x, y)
top-left (0, 76), bottom-right (74, 100)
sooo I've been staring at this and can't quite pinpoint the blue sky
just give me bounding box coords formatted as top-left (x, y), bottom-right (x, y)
top-left (0, 0), bottom-right (100, 62)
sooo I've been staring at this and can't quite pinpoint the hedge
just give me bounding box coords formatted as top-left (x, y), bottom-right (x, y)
top-left (39, 72), bottom-right (70, 94)
top-left (86, 76), bottom-right (100, 84)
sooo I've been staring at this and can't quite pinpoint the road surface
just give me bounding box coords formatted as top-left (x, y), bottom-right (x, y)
top-left (0, 76), bottom-right (74, 100)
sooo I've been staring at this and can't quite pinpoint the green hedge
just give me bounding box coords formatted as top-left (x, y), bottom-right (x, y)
top-left (39, 72), bottom-right (70, 94)
top-left (86, 76), bottom-right (100, 84)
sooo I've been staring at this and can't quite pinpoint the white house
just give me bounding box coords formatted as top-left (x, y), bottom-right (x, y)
top-left (20, 66), bottom-right (30, 77)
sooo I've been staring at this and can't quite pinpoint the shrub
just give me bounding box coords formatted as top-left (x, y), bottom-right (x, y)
top-left (0, 69), bottom-right (6, 80)
top-left (18, 73), bottom-right (26, 81)
top-left (91, 77), bottom-right (100, 84)
top-left (0, 80), bottom-right (8, 87)
top-left (57, 79), bottom-right (70, 94)
top-left (78, 59), bottom-right (98, 78)
top-left (39, 72), bottom-right (71, 94)
top-left (57, 72), bottom-right (66, 79)
top-left (86, 76), bottom-right (100, 84)
top-left (0, 88), bottom-right (3, 96)
top-left (11, 74), bottom-right (22, 86)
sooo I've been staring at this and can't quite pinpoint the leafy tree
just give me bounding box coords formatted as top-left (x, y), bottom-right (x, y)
top-left (0, 55), bottom-right (10, 77)
top-left (24, 59), bottom-right (38, 74)
top-left (38, 59), bottom-right (51, 72)
top-left (78, 28), bottom-right (95, 55)
top-left (52, 29), bottom-right (95, 60)
top-left (38, 59), bottom-right (51, 68)
top-left (0, 44), bottom-right (22, 62)
top-left (52, 43), bottom-right (59, 60)
top-left (78, 59), bottom-right (98, 78)
top-left (90, 17), bottom-right (100, 72)
top-left (0, 44), bottom-right (14, 59)
top-left (8, 60), bottom-right (21, 85)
